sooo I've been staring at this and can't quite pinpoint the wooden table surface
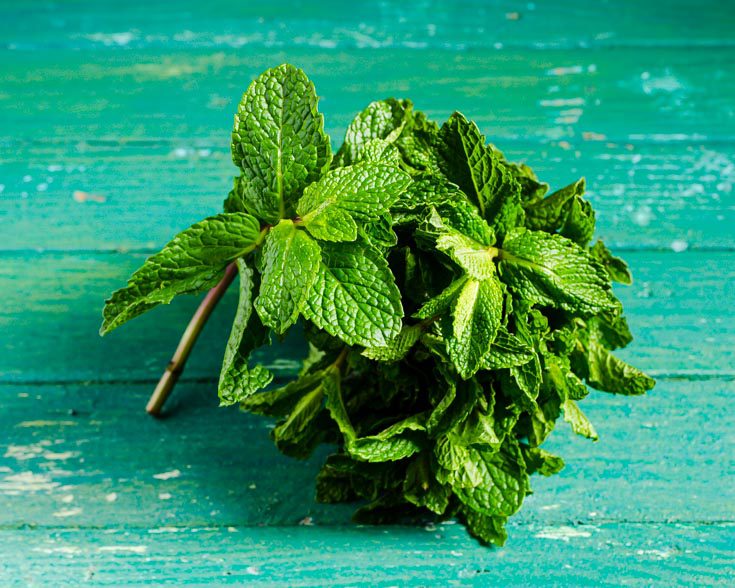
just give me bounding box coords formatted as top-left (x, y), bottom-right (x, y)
top-left (1, 1), bottom-right (733, 585)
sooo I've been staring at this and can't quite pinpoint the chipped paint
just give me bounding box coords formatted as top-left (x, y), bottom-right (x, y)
top-left (534, 525), bottom-right (595, 541)
top-left (153, 469), bottom-right (181, 480)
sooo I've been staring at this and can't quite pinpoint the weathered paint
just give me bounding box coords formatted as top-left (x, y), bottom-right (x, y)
top-left (0, 0), bottom-right (732, 584)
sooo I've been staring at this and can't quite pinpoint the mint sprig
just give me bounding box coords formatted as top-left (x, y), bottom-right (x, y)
top-left (101, 63), bottom-right (654, 546)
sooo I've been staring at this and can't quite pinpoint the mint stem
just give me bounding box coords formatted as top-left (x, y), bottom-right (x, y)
top-left (146, 262), bottom-right (239, 416)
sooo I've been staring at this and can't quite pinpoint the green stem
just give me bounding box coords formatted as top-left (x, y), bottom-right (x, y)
top-left (146, 261), bottom-right (239, 417)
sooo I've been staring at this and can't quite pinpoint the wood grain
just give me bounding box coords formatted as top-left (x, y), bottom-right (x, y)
top-left (2, 523), bottom-right (733, 586)
top-left (1, 0), bottom-right (733, 581)
top-left (3, 141), bottom-right (733, 251)
top-left (0, 378), bottom-right (732, 528)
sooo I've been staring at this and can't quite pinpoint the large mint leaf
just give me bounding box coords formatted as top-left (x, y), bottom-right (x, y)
top-left (218, 260), bottom-right (273, 406)
top-left (101, 212), bottom-right (263, 334)
top-left (348, 414), bottom-right (427, 462)
top-left (445, 276), bottom-right (504, 379)
top-left (436, 112), bottom-right (522, 237)
top-left (254, 220), bottom-right (321, 334)
top-left (297, 163), bottom-right (411, 242)
top-left (362, 323), bottom-right (423, 362)
top-left (231, 64), bottom-right (331, 223)
top-left (303, 241), bottom-right (403, 347)
top-left (499, 228), bottom-right (618, 315)
top-left (336, 98), bottom-right (412, 166)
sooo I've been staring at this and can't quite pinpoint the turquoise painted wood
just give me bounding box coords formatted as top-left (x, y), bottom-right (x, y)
top-left (1, 0), bottom-right (733, 585)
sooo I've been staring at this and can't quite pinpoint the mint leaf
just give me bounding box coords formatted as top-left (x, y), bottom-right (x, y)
top-left (499, 228), bottom-right (618, 315)
top-left (218, 260), bottom-right (273, 405)
top-left (254, 220), bottom-right (321, 334)
top-left (231, 64), bottom-right (331, 223)
top-left (297, 163), bottom-right (411, 242)
top-left (101, 212), bottom-right (262, 334)
top-left (583, 340), bottom-right (655, 396)
top-left (362, 323), bottom-right (423, 362)
top-left (562, 398), bottom-right (598, 440)
top-left (303, 240), bottom-right (403, 347)
top-left (436, 230), bottom-right (498, 280)
top-left (445, 276), bottom-right (504, 379)
top-left (590, 240), bottom-right (633, 284)
top-left (336, 98), bottom-right (412, 166)
top-left (436, 112), bottom-right (523, 237)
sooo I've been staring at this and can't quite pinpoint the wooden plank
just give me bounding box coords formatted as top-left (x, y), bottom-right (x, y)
top-left (1, 523), bottom-right (733, 586)
top-left (1, 47), bottom-right (733, 144)
top-left (2, 0), bottom-right (732, 51)
top-left (0, 378), bottom-right (732, 529)
top-left (3, 141), bottom-right (733, 251)
top-left (1, 251), bottom-right (732, 383)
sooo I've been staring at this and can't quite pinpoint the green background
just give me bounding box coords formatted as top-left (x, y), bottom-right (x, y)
top-left (1, 0), bottom-right (733, 584)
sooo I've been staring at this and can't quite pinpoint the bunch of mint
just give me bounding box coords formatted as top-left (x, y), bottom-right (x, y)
top-left (101, 64), bottom-right (654, 546)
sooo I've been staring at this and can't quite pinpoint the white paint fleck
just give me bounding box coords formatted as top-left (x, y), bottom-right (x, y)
top-left (36, 183), bottom-right (48, 192)
top-left (450, 550), bottom-right (463, 557)
top-left (298, 517), bottom-right (314, 526)
top-left (540, 97), bottom-right (585, 107)
top-left (534, 525), bottom-right (594, 541)
top-left (153, 469), bottom-right (181, 480)
top-left (173, 147), bottom-right (189, 158)
top-left (158, 492), bottom-right (172, 500)
top-left (84, 32), bottom-right (136, 46)
top-left (4, 441), bottom-right (51, 460)
top-left (148, 527), bottom-right (182, 534)
top-left (61, 494), bottom-right (74, 503)
top-left (43, 451), bottom-right (79, 461)
top-left (632, 206), bottom-right (653, 227)
top-left (33, 546), bottom-right (82, 555)
top-left (0, 472), bottom-right (60, 494)
top-left (47, 164), bottom-right (63, 172)
top-left (227, 527), bottom-right (238, 533)
top-left (248, 483), bottom-right (257, 490)
top-left (23, 175), bottom-right (32, 182)
top-left (636, 548), bottom-right (675, 560)
top-left (0, 184), bottom-right (5, 194)
top-left (670, 239), bottom-right (689, 253)
top-left (245, 566), bottom-right (261, 576)
top-left (53, 507), bottom-right (82, 518)
top-left (540, 504), bottom-right (561, 511)
top-left (105, 492), bottom-right (118, 502)
top-left (98, 545), bottom-right (148, 554)
top-left (642, 72), bottom-right (684, 95)
top-left (424, 523), bottom-right (437, 532)
top-left (17, 420), bottom-right (77, 427)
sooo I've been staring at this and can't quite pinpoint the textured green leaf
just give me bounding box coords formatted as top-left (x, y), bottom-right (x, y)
top-left (445, 276), bottom-right (504, 379)
top-left (403, 454), bottom-right (451, 514)
top-left (241, 370), bottom-right (324, 417)
top-left (524, 178), bottom-right (596, 246)
top-left (436, 231), bottom-right (498, 280)
top-left (453, 445), bottom-right (529, 518)
top-left (336, 98), bottom-right (412, 166)
top-left (436, 112), bottom-right (523, 237)
top-left (414, 276), bottom-right (468, 320)
top-left (101, 212), bottom-right (263, 335)
top-left (297, 163), bottom-right (411, 242)
top-left (218, 260), bottom-right (273, 406)
top-left (499, 228), bottom-right (618, 315)
top-left (482, 328), bottom-right (534, 370)
top-left (362, 323), bottom-right (423, 362)
top-left (584, 340), bottom-right (655, 396)
top-left (348, 414), bottom-right (427, 462)
top-left (303, 240), bottom-right (403, 347)
top-left (231, 64), bottom-right (331, 223)
top-left (562, 398), bottom-right (598, 440)
top-left (507, 161), bottom-right (549, 206)
top-left (590, 240), bottom-right (633, 284)
top-left (394, 110), bottom-right (442, 174)
top-left (461, 508), bottom-right (508, 547)
top-left (520, 446), bottom-right (565, 477)
top-left (356, 139), bottom-right (403, 165)
top-left (272, 382), bottom-right (325, 458)
top-left (254, 220), bottom-right (321, 333)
